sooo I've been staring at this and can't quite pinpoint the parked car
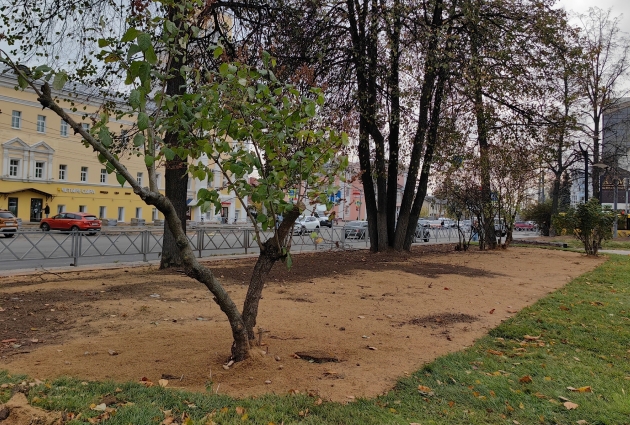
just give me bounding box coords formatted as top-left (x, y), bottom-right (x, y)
top-left (40, 212), bottom-right (101, 235)
top-left (0, 210), bottom-right (18, 238)
top-left (343, 220), bottom-right (369, 239)
top-left (316, 215), bottom-right (333, 228)
top-left (494, 218), bottom-right (507, 237)
top-left (514, 221), bottom-right (536, 231)
top-left (292, 216), bottom-right (320, 235)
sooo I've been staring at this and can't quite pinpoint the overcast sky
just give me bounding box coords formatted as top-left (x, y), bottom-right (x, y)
top-left (555, 0), bottom-right (630, 32)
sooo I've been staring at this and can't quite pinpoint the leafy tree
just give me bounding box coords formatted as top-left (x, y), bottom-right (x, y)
top-left (1, 0), bottom-right (279, 268)
top-left (575, 7), bottom-right (630, 201)
top-left (522, 200), bottom-right (553, 236)
top-left (552, 199), bottom-right (614, 255)
top-left (0, 18), bottom-right (345, 361)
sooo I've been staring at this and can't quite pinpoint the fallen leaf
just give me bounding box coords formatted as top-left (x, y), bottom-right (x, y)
top-left (568, 386), bottom-right (592, 393)
top-left (443, 287), bottom-right (450, 290)
top-left (158, 379), bottom-right (168, 387)
top-left (357, 315), bottom-right (365, 319)
top-left (161, 417), bottom-right (174, 425)
top-left (235, 407), bottom-right (246, 416)
top-left (314, 398), bottom-right (323, 406)
top-left (489, 309), bottom-right (495, 314)
top-left (523, 335), bottom-right (541, 340)
top-left (487, 350), bottom-right (504, 356)
top-left (576, 420), bottom-right (588, 425)
top-left (108, 350), bottom-right (118, 356)
top-left (367, 346), bottom-right (377, 350)
top-left (92, 403), bottom-right (107, 411)
top-left (418, 385), bottom-right (432, 392)
top-left (564, 401), bottom-right (578, 410)
top-left (448, 401), bottom-right (455, 407)
top-left (519, 376), bottom-right (533, 384)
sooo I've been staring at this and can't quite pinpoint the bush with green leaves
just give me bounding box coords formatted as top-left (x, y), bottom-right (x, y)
top-left (552, 199), bottom-right (614, 255)
top-left (522, 200), bottom-right (553, 236)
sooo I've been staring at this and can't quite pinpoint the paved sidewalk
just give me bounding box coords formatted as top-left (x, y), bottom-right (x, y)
top-left (599, 249), bottom-right (630, 255)
top-left (0, 252), bottom-right (264, 278)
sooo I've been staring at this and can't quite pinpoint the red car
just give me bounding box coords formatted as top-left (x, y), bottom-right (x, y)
top-left (514, 221), bottom-right (536, 231)
top-left (40, 212), bottom-right (101, 234)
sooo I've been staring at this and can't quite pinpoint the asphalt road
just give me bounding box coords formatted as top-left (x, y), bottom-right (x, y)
top-left (0, 226), bottom-right (540, 273)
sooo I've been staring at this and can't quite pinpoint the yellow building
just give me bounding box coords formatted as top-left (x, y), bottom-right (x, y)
top-left (0, 72), bottom-right (164, 224)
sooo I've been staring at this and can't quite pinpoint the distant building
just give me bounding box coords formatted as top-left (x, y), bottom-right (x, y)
top-left (601, 97), bottom-right (630, 210)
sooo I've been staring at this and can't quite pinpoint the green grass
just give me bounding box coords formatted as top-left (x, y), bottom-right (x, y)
top-left (2, 254), bottom-right (630, 424)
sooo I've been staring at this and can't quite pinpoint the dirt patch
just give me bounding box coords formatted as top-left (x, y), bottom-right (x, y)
top-left (408, 313), bottom-right (478, 326)
top-left (0, 247), bottom-right (603, 402)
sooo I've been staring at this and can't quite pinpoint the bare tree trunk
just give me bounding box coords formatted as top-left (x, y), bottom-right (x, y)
top-left (241, 205), bottom-right (302, 340)
top-left (160, 6), bottom-right (189, 269)
top-left (161, 156), bottom-right (188, 268)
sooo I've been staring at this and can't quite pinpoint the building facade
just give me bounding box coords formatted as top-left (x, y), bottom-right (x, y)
top-left (0, 72), bottom-right (164, 223)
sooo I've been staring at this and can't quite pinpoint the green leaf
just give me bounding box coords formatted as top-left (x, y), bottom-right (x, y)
top-left (98, 127), bottom-right (112, 147)
top-left (52, 71), bottom-right (68, 90)
top-left (305, 102), bottom-right (316, 117)
top-left (213, 46), bottom-right (223, 59)
top-left (121, 27), bottom-right (140, 43)
top-left (116, 172), bottom-right (126, 187)
top-left (145, 46), bottom-right (158, 65)
top-left (285, 251), bottom-right (293, 270)
top-left (165, 20), bottom-right (177, 34)
top-left (163, 147), bottom-right (175, 161)
top-left (144, 155), bottom-right (155, 167)
top-left (137, 33), bottom-right (152, 52)
top-left (127, 44), bottom-right (142, 60)
top-left (17, 75), bottom-right (28, 89)
top-left (133, 133), bottom-right (145, 147)
top-left (129, 89), bottom-right (141, 109)
top-left (137, 112), bottom-right (149, 131)
top-left (256, 213), bottom-right (268, 223)
top-left (98, 38), bottom-right (110, 48)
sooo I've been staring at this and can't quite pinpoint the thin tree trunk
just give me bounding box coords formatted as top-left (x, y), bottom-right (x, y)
top-left (393, 0), bottom-right (444, 250)
top-left (160, 6), bottom-right (188, 269)
top-left (241, 205), bottom-right (302, 340)
top-left (161, 155), bottom-right (188, 268)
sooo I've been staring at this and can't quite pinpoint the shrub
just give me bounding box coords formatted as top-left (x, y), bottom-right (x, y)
top-left (522, 200), bottom-right (552, 236)
top-left (552, 199), bottom-right (614, 255)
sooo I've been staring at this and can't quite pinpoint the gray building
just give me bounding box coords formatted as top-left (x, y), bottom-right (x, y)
top-left (601, 98), bottom-right (630, 209)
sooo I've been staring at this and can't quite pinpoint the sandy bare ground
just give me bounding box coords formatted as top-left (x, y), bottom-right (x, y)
top-left (0, 246), bottom-right (603, 402)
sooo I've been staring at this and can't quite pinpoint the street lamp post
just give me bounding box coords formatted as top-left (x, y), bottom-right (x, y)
top-left (579, 143), bottom-right (589, 202)
top-left (613, 177), bottom-right (618, 238)
top-left (625, 178), bottom-right (629, 230)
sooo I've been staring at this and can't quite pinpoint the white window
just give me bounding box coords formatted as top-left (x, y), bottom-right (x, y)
top-left (80, 166), bottom-right (88, 182)
top-left (99, 206), bottom-right (106, 219)
top-left (35, 161), bottom-right (45, 179)
top-left (81, 123), bottom-right (90, 132)
top-left (137, 172), bottom-right (143, 186)
top-left (187, 176), bottom-right (192, 190)
top-left (79, 205), bottom-right (87, 212)
top-left (156, 173), bottom-right (161, 189)
top-left (57, 205), bottom-right (65, 213)
top-left (59, 164), bottom-right (67, 181)
top-left (9, 159), bottom-right (19, 177)
top-left (11, 111), bottom-right (21, 129)
top-left (100, 169), bottom-right (107, 184)
top-left (117, 207), bottom-right (124, 222)
top-left (135, 207), bottom-right (142, 219)
top-left (60, 120), bottom-right (69, 137)
top-left (37, 115), bottom-right (46, 133)
top-left (152, 208), bottom-right (158, 220)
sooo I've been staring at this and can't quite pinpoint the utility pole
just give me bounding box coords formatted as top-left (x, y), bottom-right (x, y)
top-left (613, 177), bottom-right (618, 238)
top-left (579, 143), bottom-right (589, 203)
